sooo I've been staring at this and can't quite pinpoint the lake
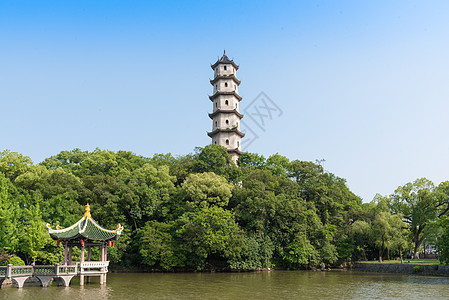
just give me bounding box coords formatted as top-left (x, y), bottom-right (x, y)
top-left (1, 271), bottom-right (449, 299)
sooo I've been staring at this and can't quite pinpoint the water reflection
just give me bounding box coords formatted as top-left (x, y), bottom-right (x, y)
top-left (1, 271), bottom-right (449, 299)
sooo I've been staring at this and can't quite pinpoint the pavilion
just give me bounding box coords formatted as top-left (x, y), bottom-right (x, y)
top-left (46, 203), bottom-right (123, 285)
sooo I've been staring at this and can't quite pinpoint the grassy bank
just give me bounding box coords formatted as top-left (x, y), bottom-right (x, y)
top-left (360, 259), bottom-right (439, 265)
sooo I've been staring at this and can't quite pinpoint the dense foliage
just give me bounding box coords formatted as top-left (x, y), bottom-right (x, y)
top-left (1, 147), bottom-right (449, 270)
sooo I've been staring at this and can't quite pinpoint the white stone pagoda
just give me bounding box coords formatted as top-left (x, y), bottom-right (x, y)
top-left (208, 51), bottom-right (245, 164)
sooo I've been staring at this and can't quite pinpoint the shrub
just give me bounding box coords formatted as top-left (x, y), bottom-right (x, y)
top-left (413, 266), bottom-right (423, 273)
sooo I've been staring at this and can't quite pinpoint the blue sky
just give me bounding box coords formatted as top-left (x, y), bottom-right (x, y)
top-left (1, 1), bottom-right (449, 202)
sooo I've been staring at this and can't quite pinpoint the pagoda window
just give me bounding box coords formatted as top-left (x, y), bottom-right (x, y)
top-left (215, 102), bottom-right (218, 108)
top-left (224, 65), bottom-right (227, 70)
top-left (225, 82), bottom-right (228, 87)
top-left (214, 141), bottom-right (217, 144)
top-left (226, 139), bottom-right (229, 145)
top-left (225, 100), bottom-right (229, 105)
top-left (237, 141), bottom-right (240, 147)
top-left (215, 121), bottom-right (217, 127)
top-left (226, 120), bottom-right (229, 125)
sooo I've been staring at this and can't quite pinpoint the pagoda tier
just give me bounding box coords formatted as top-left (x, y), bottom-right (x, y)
top-left (211, 52), bottom-right (239, 70)
top-left (207, 128), bottom-right (245, 138)
top-left (46, 205), bottom-right (123, 242)
top-left (210, 75), bottom-right (241, 86)
top-left (209, 91), bottom-right (242, 101)
top-left (209, 109), bottom-right (243, 119)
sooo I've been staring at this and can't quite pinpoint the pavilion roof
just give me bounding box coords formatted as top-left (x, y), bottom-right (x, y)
top-left (46, 204), bottom-right (123, 242)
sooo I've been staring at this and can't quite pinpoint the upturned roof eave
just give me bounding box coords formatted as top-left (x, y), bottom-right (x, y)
top-left (209, 91), bottom-right (243, 101)
top-left (208, 109), bottom-right (244, 119)
top-left (210, 76), bottom-right (241, 86)
top-left (47, 215), bottom-right (123, 242)
top-left (211, 60), bottom-right (239, 70)
top-left (207, 128), bottom-right (246, 138)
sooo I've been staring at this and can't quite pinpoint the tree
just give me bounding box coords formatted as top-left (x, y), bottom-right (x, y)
top-left (138, 220), bottom-right (184, 270)
top-left (389, 178), bottom-right (438, 258)
top-left (0, 173), bottom-right (22, 253)
top-left (370, 211), bottom-right (407, 262)
top-left (181, 172), bottom-right (233, 209)
top-left (193, 145), bottom-right (241, 181)
top-left (175, 207), bottom-right (245, 270)
top-left (266, 153), bottom-right (290, 177)
top-left (0, 150), bottom-right (33, 182)
top-left (237, 152), bottom-right (266, 168)
top-left (350, 220), bottom-right (372, 261)
top-left (436, 215), bottom-right (449, 265)
top-left (21, 200), bottom-right (50, 264)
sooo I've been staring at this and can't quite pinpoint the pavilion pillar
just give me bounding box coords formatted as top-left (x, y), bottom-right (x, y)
top-left (104, 244), bottom-right (108, 283)
top-left (80, 241), bottom-right (85, 286)
top-left (100, 243), bottom-right (105, 284)
top-left (87, 247), bottom-right (91, 261)
top-left (64, 242), bottom-right (68, 265)
top-left (86, 246), bottom-right (92, 283)
top-left (68, 246), bottom-right (72, 265)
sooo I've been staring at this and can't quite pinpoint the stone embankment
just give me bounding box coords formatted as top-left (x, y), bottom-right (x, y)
top-left (354, 262), bottom-right (449, 277)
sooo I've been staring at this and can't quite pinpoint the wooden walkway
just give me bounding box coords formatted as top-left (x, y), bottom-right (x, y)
top-left (0, 261), bottom-right (109, 288)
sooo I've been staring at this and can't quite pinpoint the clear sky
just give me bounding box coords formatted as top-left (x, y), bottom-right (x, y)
top-left (1, 0), bottom-right (449, 202)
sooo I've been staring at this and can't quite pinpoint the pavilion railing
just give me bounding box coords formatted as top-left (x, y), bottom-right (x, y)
top-left (56, 264), bottom-right (77, 275)
top-left (11, 266), bottom-right (33, 276)
top-left (0, 262), bottom-right (108, 280)
top-left (79, 261), bottom-right (109, 274)
top-left (33, 265), bottom-right (56, 275)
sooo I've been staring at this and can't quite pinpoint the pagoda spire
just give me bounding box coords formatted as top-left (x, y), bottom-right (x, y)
top-left (208, 52), bottom-right (244, 164)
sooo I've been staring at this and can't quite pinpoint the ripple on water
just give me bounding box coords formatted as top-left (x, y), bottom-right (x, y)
top-left (2, 271), bottom-right (449, 299)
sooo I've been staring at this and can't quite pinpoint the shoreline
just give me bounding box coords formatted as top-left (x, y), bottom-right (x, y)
top-left (353, 262), bottom-right (449, 277)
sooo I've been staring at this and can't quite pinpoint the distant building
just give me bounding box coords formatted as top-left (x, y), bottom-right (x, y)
top-left (208, 51), bottom-right (245, 164)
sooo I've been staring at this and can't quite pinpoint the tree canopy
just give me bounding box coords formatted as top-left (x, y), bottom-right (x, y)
top-left (1, 147), bottom-right (449, 269)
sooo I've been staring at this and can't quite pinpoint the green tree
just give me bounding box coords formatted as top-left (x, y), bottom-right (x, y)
top-left (0, 173), bottom-right (22, 253)
top-left (350, 220), bottom-right (372, 261)
top-left (21, 200), bottom-right (51, 264)
top-left (389, 178), bottom-right (438, 258)
top-left (370, 211), bottom-right (407, 262)
top-left (266, 153), bottom-right (290, 177)
top-left (237, 152), bottom-right (266, 168)
top-left (175, 207), bottom-right (245, 270)
top-left (181, 172), bottom-right (233, 209)
top-left (436, 215), bottom-right (449, 265)
top-left (228, 233), bottom-right (274, 270)
top-left (138, 220), bottom-right (184, 269)
top-left (193, 145), bottom-right (241, 181)
top-left (0, 150), bottom-right (33, 182)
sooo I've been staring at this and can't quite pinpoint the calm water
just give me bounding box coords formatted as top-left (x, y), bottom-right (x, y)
top-left (2, 271), bottom-right (449, 299)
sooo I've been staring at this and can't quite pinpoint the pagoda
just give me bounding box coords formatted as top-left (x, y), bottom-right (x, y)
top-left (46, 204), bottom-right (123, 285)
top-left (208, 50), bottom-right (245, 164)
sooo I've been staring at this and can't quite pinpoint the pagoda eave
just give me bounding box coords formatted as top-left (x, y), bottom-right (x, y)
top-left (227, 148), bottom-right (242, 155)
top-left (208, 109), bottom-right (243, 119)
top-left (211, 61), bottom-right (239, 70)
top-left (207, 128), bottom-right (245, 138)
top-left (210, 76), bottom-right (241, 86)
top-left (209, 91), bottom-right (242, 101)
